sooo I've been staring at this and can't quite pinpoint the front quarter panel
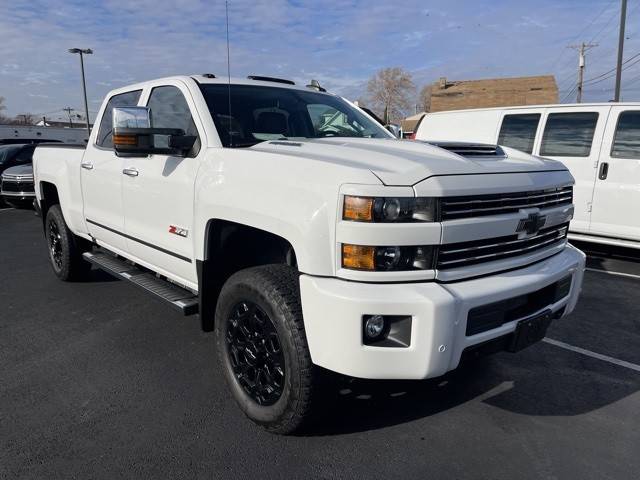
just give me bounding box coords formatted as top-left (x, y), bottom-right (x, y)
top-left (193, 148), bottom-right (379, 276)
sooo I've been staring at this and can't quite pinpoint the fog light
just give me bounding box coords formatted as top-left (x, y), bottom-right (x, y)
top-left (364, 315), bottom-right (385, 339)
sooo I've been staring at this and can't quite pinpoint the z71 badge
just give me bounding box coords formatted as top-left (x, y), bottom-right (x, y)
top-left (168, 225), bottom-right (188, 238)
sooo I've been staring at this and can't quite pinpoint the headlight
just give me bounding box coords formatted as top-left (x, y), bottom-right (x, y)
top-left (343, 196), bottom-right (438, 223)
top-left (342, 244), bottom-right (436, 271)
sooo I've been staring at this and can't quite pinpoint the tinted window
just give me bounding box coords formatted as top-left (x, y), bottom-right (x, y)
top-left (198, 84), bottom-right (389, 147)
top-left (147, 86), bottom-right (200, 155)
top-left (96, 90), bottom-right (142, 148)
top-left (540, 112), bottom-right (599, 157)
top-left (497, 113), bottom-right (540, 153)
top-left (611, 111), bottom-right (640, 159)
top-left (15, 145), bottom-right (35, 163)
top-left (0, 145), bottom-right (21, 165)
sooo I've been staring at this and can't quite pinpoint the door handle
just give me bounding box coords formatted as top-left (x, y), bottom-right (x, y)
top-left (81, 163), bottom-right (93, 170)
top-left (122, 168), bottom-right (139, 177)
top-left (598, 162), bottom-right (609, 180)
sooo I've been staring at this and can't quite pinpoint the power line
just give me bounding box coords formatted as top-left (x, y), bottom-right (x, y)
top-left (582, 49), bottom-right (640, 83)
top-left (583, 53), bottom-right (640, 86)
top-left (549, 0), bottom-right (617, 71)
top-left (587, 0), bottom-right (622, 44)
top-left (561, 84), bottom-right (579, 103)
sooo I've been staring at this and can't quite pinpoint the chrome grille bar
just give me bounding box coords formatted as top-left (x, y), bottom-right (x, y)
top-left (441, 186), bottom-right (573, 220)
top-left (437, 224), bottom-right (569, 270)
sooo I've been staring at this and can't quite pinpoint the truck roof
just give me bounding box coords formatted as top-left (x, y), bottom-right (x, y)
top-left (106, 74), bottom-right (331, 97)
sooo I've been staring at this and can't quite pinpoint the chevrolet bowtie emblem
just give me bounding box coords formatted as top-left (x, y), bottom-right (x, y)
top-left (516, 212), bottom-right (546, 235)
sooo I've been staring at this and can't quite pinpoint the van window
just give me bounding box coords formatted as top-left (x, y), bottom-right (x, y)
top-left (540, 112), bottom-right (599, 157)
top-left (96, 90), bottom-right (142, 148)
top-left (497, 114), bottom-right (540, 153)
top-left (611, 111), bottom-right (640, 159)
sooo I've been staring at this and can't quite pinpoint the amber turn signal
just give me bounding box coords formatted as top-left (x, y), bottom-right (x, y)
top-left (113, 134), bottom-right (137, 146)
top-left (343, 196), bottom-right (373, 222)
top-left (342, 244), bottom-right (376, 270)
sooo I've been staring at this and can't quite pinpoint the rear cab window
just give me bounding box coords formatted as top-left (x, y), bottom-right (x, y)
top-left (96, 90), bottom-right (143, 148)
top-left (611, 111), bottom-right (640, 159)
top-left (540, 112), bottom-right (599, 157)
top-left (497, 113), bottom-right (541, 154)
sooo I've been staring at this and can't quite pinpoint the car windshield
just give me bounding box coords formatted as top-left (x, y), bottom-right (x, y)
top-left (0, 145), bottom-right (22, 165)
top-left (198, 84), bottom-right (390, 147)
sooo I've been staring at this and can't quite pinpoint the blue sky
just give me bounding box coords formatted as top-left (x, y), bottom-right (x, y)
top-left (1, 0), bottom-right (640, 120)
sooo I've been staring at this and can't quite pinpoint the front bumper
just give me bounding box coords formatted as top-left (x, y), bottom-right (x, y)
top-left (300, 244), bottom-right (585, 379)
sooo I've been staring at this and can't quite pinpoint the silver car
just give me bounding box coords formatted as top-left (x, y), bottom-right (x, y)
top-left (1, 163), bottom-right (35, 208)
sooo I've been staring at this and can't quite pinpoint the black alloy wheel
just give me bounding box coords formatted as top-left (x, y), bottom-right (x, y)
top-left (215, 265), bottom-right (318, 434)
top-left (48, 218), bottom-right (63, 270)
top-left (226, 301), bottom-right (286, 406)
top-left (44, 204), bottom-right (91, 281)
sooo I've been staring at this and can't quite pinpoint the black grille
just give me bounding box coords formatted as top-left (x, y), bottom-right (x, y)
top-left (441, 186), bottom-right (573, 220)
top-left (466, 275), bottom-right (572, 336)
top-left (1, 180), bottom-right (34, 193)
top-left (437, 223), bottom-right (569, 270)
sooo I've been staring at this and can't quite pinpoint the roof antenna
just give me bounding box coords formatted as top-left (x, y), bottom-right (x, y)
top-left (225, 0), bottom-right (233, 147)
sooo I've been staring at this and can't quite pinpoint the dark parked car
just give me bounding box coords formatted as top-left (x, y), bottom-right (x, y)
top-left (0, 144), bottom-right (36, 207)
top-left (1, 164), bottom-right (34, 208)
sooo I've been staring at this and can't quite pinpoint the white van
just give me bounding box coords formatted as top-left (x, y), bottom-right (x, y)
top-left (415, 103), bottom-right (640, 249)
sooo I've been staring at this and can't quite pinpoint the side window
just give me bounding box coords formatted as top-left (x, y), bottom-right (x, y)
top-left (611, 111), bottom-right (640, 159)
top-left (540, 112), bottom-right (599, 157)
top-left (497, 113), bottom-right (540, 154)
top-left (147, 85), bottom-right (200, 155)
top-left (96, 90), bottom-right (142, 148)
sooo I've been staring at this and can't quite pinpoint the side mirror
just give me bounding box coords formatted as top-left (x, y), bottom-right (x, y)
top-left (112, 106), bottom-right (196, 157)
top-left (385, 124), bottom-right (402, 139)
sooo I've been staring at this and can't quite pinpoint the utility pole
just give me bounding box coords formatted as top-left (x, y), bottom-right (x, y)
top-left (614, 0), bottom-right (627, 101)
top-left (569, 42), bottom-right (598, 103)
top-left (63, 107), bottom-right (75, 128)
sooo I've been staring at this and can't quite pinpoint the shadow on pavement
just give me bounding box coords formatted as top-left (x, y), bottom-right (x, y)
top-left (303, 348), bottom-right (640, 436)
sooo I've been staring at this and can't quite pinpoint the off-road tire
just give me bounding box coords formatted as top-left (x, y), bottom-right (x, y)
top-left (45, 204), bottom-right (91, 281)
top-left (215, 264), bottom-right (317, 434)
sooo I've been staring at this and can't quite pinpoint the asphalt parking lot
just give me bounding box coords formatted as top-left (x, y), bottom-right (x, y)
top-left (1, 207), bottom-right (639, 479)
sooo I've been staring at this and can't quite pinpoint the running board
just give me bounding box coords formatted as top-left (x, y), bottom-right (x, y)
top-left (82, 251), bottom-right (199, 316)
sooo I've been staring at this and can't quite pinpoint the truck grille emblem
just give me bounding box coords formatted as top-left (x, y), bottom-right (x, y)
top-left (516, 213), bottom-right (546, 236)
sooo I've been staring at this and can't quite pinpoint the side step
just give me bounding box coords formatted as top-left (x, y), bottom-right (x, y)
top-left (82, 251), bottom-right (199, 316)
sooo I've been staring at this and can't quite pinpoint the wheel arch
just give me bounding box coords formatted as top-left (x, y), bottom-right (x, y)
top-left (198, 219), bottom-right (298, 331)
top-left (38, 181), bottom-right (60, 228)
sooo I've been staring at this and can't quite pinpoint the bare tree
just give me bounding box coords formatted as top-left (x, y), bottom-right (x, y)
top-left (419, 84), bottom-right (433, 113)
top-left (17, 113), bottom-right (37, 125)
top-left (366, 67), bottom-right (415, 124)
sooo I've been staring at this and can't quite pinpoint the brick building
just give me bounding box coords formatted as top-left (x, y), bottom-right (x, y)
top-left (427, 75), bottom-right (558, 112)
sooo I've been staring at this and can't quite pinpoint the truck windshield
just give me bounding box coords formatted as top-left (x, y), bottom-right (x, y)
top-left (198, 84), bottom-right (390, 147)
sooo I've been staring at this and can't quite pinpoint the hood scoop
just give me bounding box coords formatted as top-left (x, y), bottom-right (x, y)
top-left (426, 141), bottom-right (505, 158)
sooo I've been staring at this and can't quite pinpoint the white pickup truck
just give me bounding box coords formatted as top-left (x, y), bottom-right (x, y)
top-left (33, 74), bottom-right (585, 434)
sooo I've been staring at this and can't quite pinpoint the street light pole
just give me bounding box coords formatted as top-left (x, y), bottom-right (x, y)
top-left (68, 48), bottom-right (93, 135)
top-left (614, 0), bottom-right (628, 102)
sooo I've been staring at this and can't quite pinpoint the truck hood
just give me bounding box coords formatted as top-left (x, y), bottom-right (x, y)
top-left (1, 163), bottom-right (33, 178)
top-left (250, 138), bottom-right (566, 186)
